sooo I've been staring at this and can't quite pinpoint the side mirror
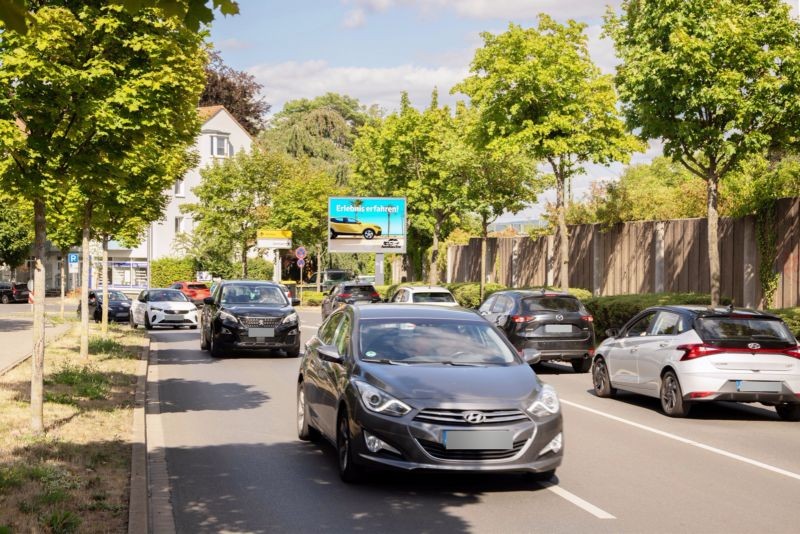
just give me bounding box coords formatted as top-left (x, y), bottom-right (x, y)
top-left (291, 298), bottom-right (301, 306)
top-left (496, 314), bottom-right (510, 327)
top-left (522, 349), bottom-right (541, 365)
top-left (318, 344), bottom-right (343, 364)
top-left (605, 328), bottom-right (619, 338)
top-left (203, 296), bottom-right (214, 305)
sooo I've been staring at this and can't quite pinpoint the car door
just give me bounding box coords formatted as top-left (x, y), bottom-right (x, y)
top-left (490, 294), bottom-right (515, 332)
top-left (317, 312), bottom-right (351, 437)
top-left (133, 291), bottom-right (147, 323)
top-left (202, 284), bottom-right (221, 340)
top-left (305, 312), bottom-right (343, 435)
top-left (636, 311), bottom-right (685, 394)
top-left (608, 311), bottom-right (657, 388)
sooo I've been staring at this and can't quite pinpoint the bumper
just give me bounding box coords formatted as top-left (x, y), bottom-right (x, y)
top-left (150, 310), bottom-right (199, 326)
top-left (512, 337), bottom-right (593, 362)
top-left (347, 401), bottom-right (563, 474)
top-left (214, 322), bottom-right (300, 352)
top-left (679, 372), bottom-right (800, 405)
top-left (104, 310), bottom-right (131, 322)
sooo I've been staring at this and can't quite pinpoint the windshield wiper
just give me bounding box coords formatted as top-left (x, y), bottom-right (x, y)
top-left (414, 360), bottom-right (487, 367)
top-left (361, 358), bottom-right (409, 366)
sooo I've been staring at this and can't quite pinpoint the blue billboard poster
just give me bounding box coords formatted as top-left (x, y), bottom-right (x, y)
top-left (328, 197), bottom-right (407, 253)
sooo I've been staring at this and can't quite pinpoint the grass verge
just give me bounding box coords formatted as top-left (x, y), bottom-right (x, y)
top-left (0, 321), bottom-right (146, 533)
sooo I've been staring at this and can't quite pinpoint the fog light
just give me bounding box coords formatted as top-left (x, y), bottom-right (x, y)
top-left (539, 432), bottom-right (562, 457)
top-left (363, 430), bottom-right (400, 454)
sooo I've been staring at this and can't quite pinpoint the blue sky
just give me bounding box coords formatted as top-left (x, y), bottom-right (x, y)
top-left (209, 1), bottom-right (799, 221)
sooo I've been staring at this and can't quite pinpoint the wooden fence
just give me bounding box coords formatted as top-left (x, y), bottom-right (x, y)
top-left (446, 197), bottom-right (800, 309)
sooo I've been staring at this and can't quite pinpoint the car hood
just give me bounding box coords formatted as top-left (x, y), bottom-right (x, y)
top-left (223, 304), bottom-right (291, 317)
top-left (149, 301), bottom-right (195, 311)
top-left (359, 363), bottom-right (539, 402)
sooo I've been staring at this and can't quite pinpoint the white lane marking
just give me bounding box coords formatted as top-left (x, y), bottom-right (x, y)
top-left (562, 399), bottom-right (800, 483)
top-left (541, 483), bottom-right (615, 519)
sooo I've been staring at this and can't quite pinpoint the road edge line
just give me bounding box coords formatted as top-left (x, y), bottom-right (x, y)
top-left (541, 483), bottom-right (616, 519)
top-left (562, 399), bottom-right (800, 483)
top-left (128, 339), bottom-right (149, 534)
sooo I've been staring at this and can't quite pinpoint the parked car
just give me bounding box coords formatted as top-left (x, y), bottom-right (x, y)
top-left (297, 304), bottom-right (563, 482)
top-left (478, 290), bottom-right (595, 373)
top-left (0, 282), bottom-right (29, 304)
top-left (200, 280), bottom-right (302, 358)
top-left (356, 275), bottom-right (375, 284)
top-left (130, 288), bottom-right (198, 330)
top-left (77, 290), bottom-right (132, 323)
top-left (389, 285), bottom-right (458, 307)
top-left (170, 281), bottom-right (211, 306)
top-left (321, 282), bottom-right (382, 320)
top-left (329, 217), bottom-right (382, 240)
top-left (592, 306), bottom-right (800, 420)
top-left (308, 269), bottom-right (354, 291)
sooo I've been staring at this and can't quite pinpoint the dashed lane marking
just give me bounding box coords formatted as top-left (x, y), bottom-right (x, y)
top-left (540, 482), bottom-right (616, 519)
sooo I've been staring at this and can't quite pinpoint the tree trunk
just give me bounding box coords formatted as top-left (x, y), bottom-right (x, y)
top-left (315, 244), bottom-right (322, 292)
top-left (59, 247), bottom-right (67, 320)
top-left (707, 174), bottom-right (721, 305)
top-left (556, 173), bottom-right (569, 291)
top-left (241, 242), bottom-right (248, 278)
top-left (80, 202), bottom-right (92, 361)
top-left (101, 234), bottom-right (109, 336)
top-left (429, 222), bottom-right (440, 285)
top-left (30, 198), bottom-right (47, 434)
top-left (479, 216), bottom-right (489, 303)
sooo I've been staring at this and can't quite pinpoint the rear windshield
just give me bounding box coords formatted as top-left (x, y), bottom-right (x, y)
top-left (412, 292), bottom-right (456, 303)
top-left (327, 272), bottom-right (350, 281)
top-left (14, 284), bottom-right (28, 290)
top-left (188, 284), bottom-right (208, 290)
top-left (522, 296), bottom-right (581, 313)
top-left (695, 317), bottom-right (796, 347)
top-left (344, 285), bottom-right (376, 295)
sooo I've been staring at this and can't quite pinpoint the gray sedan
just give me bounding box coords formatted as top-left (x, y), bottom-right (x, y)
top-left (297, 304), bottom-right (563, 482)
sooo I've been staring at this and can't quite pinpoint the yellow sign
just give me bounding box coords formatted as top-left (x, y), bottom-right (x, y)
top-left (257, 229), bottom-right (292, 239)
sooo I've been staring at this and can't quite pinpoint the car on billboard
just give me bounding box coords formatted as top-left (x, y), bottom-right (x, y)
top-left (329, 217), bottom-right (382, 240)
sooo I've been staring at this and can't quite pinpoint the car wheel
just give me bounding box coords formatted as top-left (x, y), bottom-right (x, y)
top-left (297, 381), bottom-right (320, 441)
top-left (129, 313), bottom-right (137, 329)
top-left (330, 229), bottom-right (337, 239)
top-left (209, 332), bottom-right (224, 358)
top-left (200, 326), bottom-right (209, 350)
top-left (592, 357), bottom-right (616, 397)
top-left (571, 356), bottom-right (591, 374)
top-left (362, 229), bottom-right (375, 240)
top-left (2, 294), bottom-right (11, 304)
top-left (775, 403), bottom-right (800, 421)
top-left (337, 409), bottom-right (363, 483)
top-left (660, 370), bottom-right (691, 417)
top-left (144, 314), bottom-right (153, 331)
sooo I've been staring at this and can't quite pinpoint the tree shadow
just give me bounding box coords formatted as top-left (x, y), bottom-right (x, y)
top-left (533, 362), bottom-right (578, 375)
top-left (0, 318), bottom-right (33, 332)
top-left (154, 379), bottom-right (270, 414)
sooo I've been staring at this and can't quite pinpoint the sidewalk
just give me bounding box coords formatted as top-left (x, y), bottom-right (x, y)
top-left (0, 317), bottom-right (72, 374)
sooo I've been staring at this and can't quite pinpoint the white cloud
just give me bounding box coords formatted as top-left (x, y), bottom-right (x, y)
top-left (342, 8), bottom-right (367, 28)
top-left (249, 60), bottom-right (468, 113)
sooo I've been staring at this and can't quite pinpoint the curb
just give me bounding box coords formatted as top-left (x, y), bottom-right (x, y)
top-left (128, 339), bottom-right (150, 534)
top-left (0, 322), bottom-right (72, 376)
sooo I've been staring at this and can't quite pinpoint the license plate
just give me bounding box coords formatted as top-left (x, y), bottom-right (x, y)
top-left (248, 327), bottom-right (274, 338)
top-left (735, 380), bottom-right (782, 393)
top-left (116, 312), bottom-right (128, 317)
top-left (545, 324), bottom-right (572, 333)
top-left (443, 430), bottom-right (512, 450)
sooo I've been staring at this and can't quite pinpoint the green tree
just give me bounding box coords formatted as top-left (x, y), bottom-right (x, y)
top-left (455, 16), bottom-right (640, 291)
top-left (0, 3), bottom-right (205, 432)
top-left (606, 0), bottom-right (800, 304)
top-left (201, 50), bottom-right (270, 135)
top-left (0, 192), bottom-right (33, 270)
top-left (46, 185), bottom-right (82, 319)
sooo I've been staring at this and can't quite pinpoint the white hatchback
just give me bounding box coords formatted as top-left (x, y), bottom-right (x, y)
top-left (592, 306), bottom-right (800, 421)
top-left (388, 286), bottom-right (459, 307)
top-left (130, 288), bottom-right (199, 330)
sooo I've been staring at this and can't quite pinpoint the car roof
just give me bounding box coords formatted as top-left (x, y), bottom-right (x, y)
top-left (398, 286), bottom-right (452, 293)
top-left (353, 304), bottom-right (480, 321)
top-left (219, 280), bottom-right (280, 286)
top-left (494, 289), bottom-right (577, 298)
top-left (646, 305), bottom-right (772, 317)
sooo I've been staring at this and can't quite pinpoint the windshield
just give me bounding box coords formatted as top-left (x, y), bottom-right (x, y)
top-left (344, 285), bottom-right (376, 295)
top-left (101, 290), bottom-right (129, 301)
top-left (327, 271), bottom-right (351, 281)
top-left (220, 284), bottom-right (287, 305)
top-left (522, 296), bottom-right (581, 313)
top-left (412, 292), bottom-right (455, 304)
top-left (150, 290), bottom-right (189, 302)
top-left (696, 317), bottom-right (796, 347)
top-left (359, 318), bottom-right (518, 365)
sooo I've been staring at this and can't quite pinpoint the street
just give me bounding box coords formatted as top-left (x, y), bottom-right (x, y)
top-left (147, 309), bottom-right (800, 533)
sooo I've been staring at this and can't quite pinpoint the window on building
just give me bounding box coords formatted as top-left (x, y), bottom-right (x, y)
top-left (175, 216), bottom-right (185, 234)
top-left (174, 179), bottom-right (185, 197)
top-left (211, 135), bottom-right (230, 157)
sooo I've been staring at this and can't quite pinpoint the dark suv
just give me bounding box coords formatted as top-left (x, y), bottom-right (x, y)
top-left (479, 290), bottom-right (595, 373)
top-left (200, 280), bottom-right (302, 358)
top-left (321, 282), bottom-right (381, 320)
top-left (0, 282), bottom-right (29, 304)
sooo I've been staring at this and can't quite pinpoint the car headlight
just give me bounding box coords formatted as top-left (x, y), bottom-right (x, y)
top-left (219, 310), bottom-right (238, 323)
top-left (528, 384), bottom-right (560, 417)
top-left (281, 312), bottom-right (298, 325)
top-left (121, 302), bottom-right (130, 307)
top-left (150, 307), bottom-right (163, 312)
top-left (353, 380), bottom-right (411, 417)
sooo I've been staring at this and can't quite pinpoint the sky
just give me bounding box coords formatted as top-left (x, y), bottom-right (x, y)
top-left (209, 0), bottom-right (800, 222)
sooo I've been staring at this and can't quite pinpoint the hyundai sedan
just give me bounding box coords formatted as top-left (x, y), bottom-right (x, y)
top-left (592, 306), bottom-right (800, 420)
top-left (297, 304), bottom-right (563, 482)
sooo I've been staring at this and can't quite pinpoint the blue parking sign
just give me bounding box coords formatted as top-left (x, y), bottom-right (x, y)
top-left (68, 253), bottom-right (79, 263)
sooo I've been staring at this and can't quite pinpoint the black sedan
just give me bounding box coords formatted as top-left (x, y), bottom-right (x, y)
top-left (297, 304), bottom-right (563, 483)
top-left (200, 280), bottom-right (302, 358)
top-left (77, 290), bottom-right (132, 323)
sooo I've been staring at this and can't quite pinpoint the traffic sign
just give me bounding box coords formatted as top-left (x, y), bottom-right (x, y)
top-left (295, 247), bottom-right (307, 259)
top-left (297, 258), bottom-right (305, 268)
top-left (68, 252), bottom-right (79, 274)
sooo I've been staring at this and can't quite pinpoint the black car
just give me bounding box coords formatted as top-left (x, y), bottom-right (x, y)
top-left (77, 290), bottom-right (132, 323)
top-left (0, 282), bottom-right (29, 304)
top-left (478, 290), bottom-right (595, 373)
top-left (321, 282), bottom-right (382, 320)
top-left (200, 280), bottom-right (302, 358)
top-left (298, 304), bottom-right (563, 482)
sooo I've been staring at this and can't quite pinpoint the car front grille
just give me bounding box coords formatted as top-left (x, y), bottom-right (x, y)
top-left (164, 309), bottom-right (189, 315)
top-left (417, 438), bottom-right (527, 461)
top-left (414, 408), bottom-right (529, 426)
top-left (240, 316), bottom-right (282, 328)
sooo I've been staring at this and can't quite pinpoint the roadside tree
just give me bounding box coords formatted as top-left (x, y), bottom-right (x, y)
top-left (201, 50), bottom-right (270, 135)
top-left (0, 192), bottom-right (33, 273)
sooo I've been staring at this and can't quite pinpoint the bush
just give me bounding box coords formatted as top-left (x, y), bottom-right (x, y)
top-left (150, 257), bottom-right (195, 288)
top-left (245, 257), bottom-right (274, 280)
top-left (769, 307), bottom-right (800, 338)
top-left (446, 282), bottom-right (507, 308)
top-left (518, 286), bottom-right (593, 301)
top-left (300, 291), bottom-right (324, 306)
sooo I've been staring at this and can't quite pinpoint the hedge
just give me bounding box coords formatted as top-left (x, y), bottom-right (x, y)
top-left (300, 291), bottom-right (324, 306)
top-left (769, 308), bottom-right (800, 338)
top-left (150, 257), bottom-right (195, 288)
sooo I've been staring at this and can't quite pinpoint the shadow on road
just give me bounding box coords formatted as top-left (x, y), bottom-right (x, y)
top-left (155, 379), bottom-right (270, 413)
top-left (163, 440), bottom-right (548, 533)
top-left (0, 318), bottom-right (33, 332)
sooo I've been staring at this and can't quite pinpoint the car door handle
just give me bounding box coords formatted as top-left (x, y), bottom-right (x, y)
top-left (630, 348), bottom-right (638, 353)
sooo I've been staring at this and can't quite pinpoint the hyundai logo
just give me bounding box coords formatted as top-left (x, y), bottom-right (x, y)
top-left (556, 314), bottom-right (564, 321)
top-left (463, 411), bottom-right (486, 424)
top-left (748, 342), bottom-right (761, 350)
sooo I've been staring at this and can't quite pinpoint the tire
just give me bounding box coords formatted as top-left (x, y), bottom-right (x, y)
top-left (200, 326), bottom-right (209, 350)
top-left (285, 344), bottom-right (300, 358)
top-left (209, 332), bottom-right (224, 358)
top-left (144, 313), bottom-right (153, 331)
top-left (297, 382), bottom-right (320, 441)
top-left (330, 229), bottom-right (337, 239)
top-left (362, 229), bottom-right (375, 240)
top-left (190, 325), bottom-right (198, 330)
top-left (592, 357), bottom-right (616, 398)
top-left (776, 403), bottom-right (800, 422)
top-left (660, 370), bottom-right (691, 417)
top-left (1, 294), bottom-right (9, 304)
top-left (571, 356), bottom-right (591, 374)
top-left (129, 313), bottom-right (137, 329)
top-left (337, 409), bottom-right (363, 483)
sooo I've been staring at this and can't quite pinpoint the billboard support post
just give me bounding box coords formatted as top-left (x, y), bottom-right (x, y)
top-left (375, 254), bottom-right (384, 286)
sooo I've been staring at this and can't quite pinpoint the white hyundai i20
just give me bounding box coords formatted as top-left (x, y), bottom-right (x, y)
top-left (592, 306), bottom-right (800, 421)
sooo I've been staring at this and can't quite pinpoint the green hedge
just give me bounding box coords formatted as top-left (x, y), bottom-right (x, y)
top-left (150, 257), bottom-right (195, 288)
top-left (300, 291), bottom-right (324, 306)
top-left (769, 308), bottom-right (800, 338)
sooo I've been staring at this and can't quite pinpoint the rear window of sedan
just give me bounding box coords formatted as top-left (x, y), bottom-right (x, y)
top-left (344, 285), bottom-right (376, 295)
top-left (188, 284), bottom-right (208, 290)
top-left (521, 296), bottom-right (581, 313)
top-left (695, 316), bottom-right (796, 347)
top-left (412, 292), bottom-right (455, 303)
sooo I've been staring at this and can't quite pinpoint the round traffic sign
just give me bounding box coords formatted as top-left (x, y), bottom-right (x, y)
top-left (297, 258), bottom-right (305, 268)
top-left (295, 247), bottom-right (307, 259)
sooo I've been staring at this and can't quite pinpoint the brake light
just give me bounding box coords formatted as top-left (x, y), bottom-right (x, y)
top-left (11, 286), bottom-right (17, 295)
top-left (784, 347), bottom-right (800, 360)
top-left (371, 292), bottom-right (380, 298)
top-left (339, 293), bottom-right (352, 299)
top-left (581, 315), bottom-right (593, 323)
top-left (678, 344), bottom-right (724, 360)
top-left (588, 348), bottom-right (595, 356)
top-left (511, 315), bottom-right (534, 323)
top-left (689, 392), bottom-right (716, 399)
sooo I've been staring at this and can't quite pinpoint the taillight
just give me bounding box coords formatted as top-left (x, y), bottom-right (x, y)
top-left (339, 293), bottom-right (352, 299)
top-left (689, 392), bottom-right (716, 399)
top-left (581, 315), bottom-right (593, 322)
top-left (678, 344), bottom-right (724, 360)
top-left (588, 348), bottom-right (595, 356)
top-left (370, 292), bottom-right (380, 298)
top-left (12, 287), bottom-right (17, 295)
top-left (511, 315), bottom-right (534, 323)
top-left (784, 347), bottom-right (800, 360)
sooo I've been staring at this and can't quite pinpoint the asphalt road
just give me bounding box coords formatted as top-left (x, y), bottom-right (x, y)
top-left (149, 308), bottom-right (800, 533)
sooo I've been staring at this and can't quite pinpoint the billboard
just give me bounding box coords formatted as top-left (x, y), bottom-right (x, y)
top-left (328, 197), bottom-right (406, 253)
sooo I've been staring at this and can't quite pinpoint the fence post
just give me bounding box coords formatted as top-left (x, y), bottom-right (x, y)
top-left (592, 227), bottom-right (603, 296)
top-left (546, 235), bottom-right (555, 287)
top-left (654, 221), bottom-right (665, 293)
top-left (446, 245), bottom-right (453, 284)
top-left (511, 238), bottom-right (521, 288)
top-left (742, 216), bottom-right (757, 308)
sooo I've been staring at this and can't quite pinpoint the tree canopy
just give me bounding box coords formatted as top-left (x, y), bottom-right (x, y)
top-left (0, 192), bottom-right (33, 269)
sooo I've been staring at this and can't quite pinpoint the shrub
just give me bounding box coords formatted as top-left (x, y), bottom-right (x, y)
top-left (518, 286), bottom-right (593, 301)
top-left (769, 307), bottom-right (800, 338)
top-left (150, 257), bottom-right (195, 288)
top-left (446, 282), bottom-right (507, 308)
top-left (300, 291), bottom-right (324, 306)
top-left (246, 257), bottom-right (274, 280)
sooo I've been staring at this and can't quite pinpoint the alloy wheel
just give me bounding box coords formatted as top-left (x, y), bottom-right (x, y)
top-left (662, 375), bottom-right (678, 411)
top-left (338, 416), bottom-right (350, 472)
top-left (593, 360), bottom-right (607, 391)
top-left (297, 387), bottom-right (306, 435)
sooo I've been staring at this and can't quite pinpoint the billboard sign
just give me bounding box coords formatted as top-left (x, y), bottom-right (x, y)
top-left (257, 229), bottom-right (292, 249)
top-left (328, 197), bottom-right (406, 253)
